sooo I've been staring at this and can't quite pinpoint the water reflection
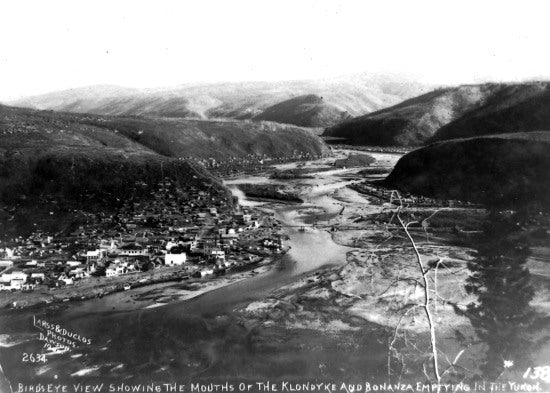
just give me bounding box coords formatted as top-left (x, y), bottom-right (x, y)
top-left (464, 210), bottom-right (538, 379)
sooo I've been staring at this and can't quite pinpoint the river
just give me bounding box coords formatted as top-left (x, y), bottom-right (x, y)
top-left (0, 152), bottom-right (402, 386)
top-left (1, 150), bottom-right (549, 389)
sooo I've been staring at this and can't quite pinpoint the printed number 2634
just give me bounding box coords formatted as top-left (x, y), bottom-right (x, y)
top-left (22, 353), bottom-right (46, 363)
top-left (523, 366), bottom-right (550, 383)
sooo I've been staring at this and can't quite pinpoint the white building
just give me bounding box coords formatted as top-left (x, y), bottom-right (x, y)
top-left (99, 239), bottom-right (119, 252)
top-left (0, 280), bottom-right (11, 291)
top-left (1, 248), bottom-right (14, 258)
top-left (199, 268), bottom-right (214, 277)
top-left (165, 241), bottom-right (178, 251)
top-left (105, 265), bottom-right (124, 277)
top-left (86, 249), bottom-right (107, 263)
top-left (68, 268), bottom-right (88, 279)
top-left (105, 267), bottom-right (118, 277)
top-left (11, 279), bottom-right (25, 290)
top-left (165, 252), bottom-right (187, 266)
top-left (58, 275), bottom-right (74, 286)
top-left (31, 273), bottom-right (45, 282)
top-left (1, 271), bottom-right (28, 282)
top-left (118, 244), bottom-right (147, 257)
top-left (210, 249), bottom-right (225, 262)
top-left (0, 260), bottom-right (14, 269)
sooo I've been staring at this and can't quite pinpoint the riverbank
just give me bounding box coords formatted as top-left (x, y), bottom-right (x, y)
top-left (236, 180), bottom-right (482, 333)
top-left (236, 214), bottom-right (550, 382)
top-left (0, 254), bottom-right (272, 312)
top-left (235, 173), bottom-right (550, 381)
top-left (0, 156), bottom-right (347, 313)
top-left (2, 148), bottom-right (549, 385)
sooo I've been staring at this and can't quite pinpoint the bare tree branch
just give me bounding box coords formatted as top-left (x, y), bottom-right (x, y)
top-left (397, 205), bottom-right (442, 386)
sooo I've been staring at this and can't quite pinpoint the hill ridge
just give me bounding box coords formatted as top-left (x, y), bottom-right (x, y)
top-left (323, 81), bottom-right (550, 146)
top-left (9, 75), bottom-right (430, 128)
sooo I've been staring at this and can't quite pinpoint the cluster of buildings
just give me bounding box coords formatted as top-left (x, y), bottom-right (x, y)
top-left (187, 152), bottom-right (322, 176)
top-left (351, 183), bottom-right (479, 208)
top-left (0, 179), bottom-right (285, 293)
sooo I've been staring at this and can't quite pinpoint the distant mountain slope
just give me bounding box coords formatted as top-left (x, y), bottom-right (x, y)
top-left (83, 117), bottom-right (331, 160)
top-left (252, 94), bottom-right (351, 127)
top-left (0, 105), bottom-right (224, 207)
top-left (10, 74), bottom-right (429, 127)
top-left (429, 82), bottom-right (550, 143)
top-left (0, 104), bottom-right (332, 236)
top-left (323, 82), bottom-right (550, 146)
top-left (380, 132), bottom-right (550, 207)
top-left (0, 104), bottom-right (329, 205)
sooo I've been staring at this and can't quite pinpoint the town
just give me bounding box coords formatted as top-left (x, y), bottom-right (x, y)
top-left (0, 177), bottom-right (287, 307)
top-left (187, 151), bottom-right (326, 176)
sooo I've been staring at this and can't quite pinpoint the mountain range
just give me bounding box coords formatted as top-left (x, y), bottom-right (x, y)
top-left (9, 74), bottom-right (429, 128)
top-left (324, 81), bottom-right (550, 146)
top-left (3, 74), bottom-right (550, 223)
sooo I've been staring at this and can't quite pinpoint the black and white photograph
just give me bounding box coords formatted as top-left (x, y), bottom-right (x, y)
top-left (0, 1), bottom-right (549, 392)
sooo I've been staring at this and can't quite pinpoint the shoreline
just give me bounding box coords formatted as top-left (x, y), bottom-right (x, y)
top-left (0, 255), bottom-right (276, 314)
top-left (2, 149), bottom-right (549, 383)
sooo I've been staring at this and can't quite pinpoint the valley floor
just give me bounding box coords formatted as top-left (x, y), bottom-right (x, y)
top-left (228, 150), bottom-right (550, 383)
top-left (1, 149), bottom-right (549, 388)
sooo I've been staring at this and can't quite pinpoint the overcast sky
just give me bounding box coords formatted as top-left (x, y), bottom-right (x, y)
top-left (1, 0), bottom-right (549, 101)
